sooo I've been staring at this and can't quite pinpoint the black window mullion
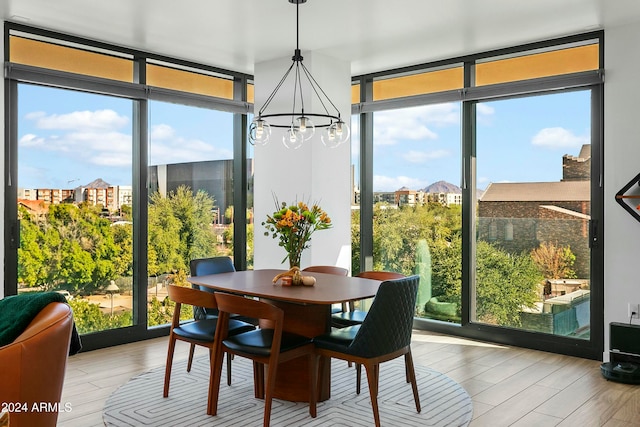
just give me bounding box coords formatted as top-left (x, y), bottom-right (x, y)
top-left (233, 76), bottom-right (248, 271)
top-left (359, 76), bottom-right (374, 273)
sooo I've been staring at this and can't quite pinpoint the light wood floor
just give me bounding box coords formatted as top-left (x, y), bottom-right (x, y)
top-left (58, 330), bottom-right (640, 427)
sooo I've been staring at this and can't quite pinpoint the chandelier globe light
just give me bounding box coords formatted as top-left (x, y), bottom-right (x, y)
top-left (248, 0), bottom-right (349, 149)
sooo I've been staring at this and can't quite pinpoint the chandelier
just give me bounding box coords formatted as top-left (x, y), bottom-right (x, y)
top-left (249, 0), bottom-right (350, 149)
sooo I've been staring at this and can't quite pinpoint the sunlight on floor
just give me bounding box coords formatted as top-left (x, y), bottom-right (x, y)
top-left (411, 330), bottom-right (507, 348)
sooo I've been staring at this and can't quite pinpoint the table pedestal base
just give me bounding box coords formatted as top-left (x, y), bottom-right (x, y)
top-left (259, 299), bottom-right (332, 402)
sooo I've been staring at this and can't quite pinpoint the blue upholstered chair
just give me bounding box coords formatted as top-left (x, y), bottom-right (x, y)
top-left (187, 256), bottom-right (238, 376)
top-left (190, 256), bottom-right (236, 320)
top-left (313, 275), bottom-right (422, 427)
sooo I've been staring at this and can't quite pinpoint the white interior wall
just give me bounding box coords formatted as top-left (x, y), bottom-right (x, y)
top-left (253, 52), bottom-right (352, 271)
top-left (420, 20), bottom-right (640, 359)
top-left (603, 22), bottom-right (640, 360)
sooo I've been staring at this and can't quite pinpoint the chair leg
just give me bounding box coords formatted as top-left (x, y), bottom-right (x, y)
top-left (356, 363), bottom-right (362, 394)
top-left (253, 362), bottom-right (265, 398)
top-left (207, 347), bottom-right (225, 416)
top-left (404, 355), bottom-right (410, 383)
top-left (405, 351), bottom-right (422, 413)
top-left (187, 343), bottom-right (196, 372)
top-left (163, 335), bottom-right (177, 398)
top-left (226, 353), bottom-right (232, 386)
top-left (363, 362), bottom-right (381, 427)
top-left (263, 362), bottom-right (279, 427)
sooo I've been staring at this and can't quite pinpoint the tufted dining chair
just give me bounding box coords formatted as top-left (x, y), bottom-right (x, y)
top-left (331, 270), bottom-right (406, 328)
top-left (313, 275), bottom-right (421, 427)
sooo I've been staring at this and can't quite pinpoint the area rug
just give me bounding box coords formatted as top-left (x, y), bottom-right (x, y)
top-left (104, 355), bottom-right (472, 426)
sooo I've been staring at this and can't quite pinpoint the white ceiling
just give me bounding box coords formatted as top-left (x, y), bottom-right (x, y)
top-left (2, 0), bottom-right (640, 76)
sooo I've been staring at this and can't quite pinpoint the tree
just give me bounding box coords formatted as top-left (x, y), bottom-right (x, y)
top-left (414, 239), bottom-right (432, 314)
top-left (148, 185), bottom-right (219, 275)
top-left (68, 299), bottom-right (132, 334)
top-left (530, 242), bottom-right (577, 279)
top-left (18, 206), bottom-right (50, 289)
top-left (475, 241), bottom-right (542, 326)
top-left (148, 193), bottom-right (183, 274)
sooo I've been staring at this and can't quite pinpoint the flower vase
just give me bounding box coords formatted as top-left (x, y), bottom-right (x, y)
top-left (289, 253), bottom-right (301, 270)
top-left (289, 255), bottom-right (303, 285)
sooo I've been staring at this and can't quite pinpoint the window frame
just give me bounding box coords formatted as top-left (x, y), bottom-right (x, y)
top-left (3, 22), bottom-right (252, 351)
top-left (352, 31), bottom-right (604, 360)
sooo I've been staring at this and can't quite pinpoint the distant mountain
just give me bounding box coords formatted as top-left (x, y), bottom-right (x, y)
top-left (423, 180), bottom-right (461, 194)
top-left (84, 178), bottom-right (111, 189)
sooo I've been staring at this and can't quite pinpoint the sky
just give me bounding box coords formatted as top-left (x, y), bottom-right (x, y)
top-left (17, 83), bottom-right (591, 192)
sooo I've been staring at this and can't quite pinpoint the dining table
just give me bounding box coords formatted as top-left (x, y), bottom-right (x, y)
top-left (187, 268), bottom-right (382, 402)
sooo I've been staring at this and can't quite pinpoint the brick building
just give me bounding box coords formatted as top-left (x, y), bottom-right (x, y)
top-left (477, 145), bottom-right (591, 277)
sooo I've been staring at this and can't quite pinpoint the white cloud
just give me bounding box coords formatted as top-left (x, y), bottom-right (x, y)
top-left (21, 109), bottom-right (134, 166)
top-left (19, 133), bottom-right (45, 148)
top-left (374, 103), bottom-right (458, 146)
top-left (531, 127), bottom-right (588, 149)
top-left (21, 108), bottom-right (234, 170)
top-left (476, 103), bottom-right (495, 126)
top-left (150, 124), bottom-right (176, 140)
top-left (148, 121), bottom-right (234, 164)
top-left (476, 103), bottom-right (495, 116)
top-left (28, 109), bottom-right (129, 132)
top-left (402, 149), bottom-right (450, 164)
top-left (373, 175), bottom-right (428, 192)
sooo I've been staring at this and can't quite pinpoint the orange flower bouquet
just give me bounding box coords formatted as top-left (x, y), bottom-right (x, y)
top-left (262, 199), bottom-right (332, 268)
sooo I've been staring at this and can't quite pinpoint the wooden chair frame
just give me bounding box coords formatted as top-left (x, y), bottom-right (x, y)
top-left (208, 293), bottom-right (318, 427)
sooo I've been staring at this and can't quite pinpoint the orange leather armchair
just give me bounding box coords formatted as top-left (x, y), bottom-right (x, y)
top-left (0, 302), bottom-right (74, 427)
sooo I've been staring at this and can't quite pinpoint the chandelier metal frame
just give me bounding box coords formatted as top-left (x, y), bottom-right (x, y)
top-left (249, 0), bottom-right (349, 148)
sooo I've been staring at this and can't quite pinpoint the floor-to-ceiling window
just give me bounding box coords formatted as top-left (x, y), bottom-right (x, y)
top-left (16, 84), bottom-right (134, 333)
top-left (353, 32), bottom-right (604, 359)
top-left (4, 24), bottom-right (251, 350)
top-left (147, 100), bottom-right (235, 327)
top-left (371, 103), bottom-right (462, 320)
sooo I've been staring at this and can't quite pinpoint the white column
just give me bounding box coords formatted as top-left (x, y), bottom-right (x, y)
top-left (253, 51), bottom-right (352, 271)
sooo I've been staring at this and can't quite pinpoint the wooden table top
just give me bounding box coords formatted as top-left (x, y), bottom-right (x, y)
top-left (187, 269), bottom-right (382, 305)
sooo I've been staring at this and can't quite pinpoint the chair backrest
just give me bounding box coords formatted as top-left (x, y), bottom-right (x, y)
top-left (356, 270), bottom-right (405, 280)
top-left (347, 275), bottom-right (419, 358)
top-left (189, 257), bottom-right (235, 318)
top-left (190, 256), bottom-right (236, 277)
top-left (214, 293), bottom-right (284, 350)
top-left (302, 266), bottom-right (349, 276)
top-left (167, 284), bottom-right (217, 325)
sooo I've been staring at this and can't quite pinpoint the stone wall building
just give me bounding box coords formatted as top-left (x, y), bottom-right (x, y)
top-left (477, 145), bottom-right (591, 278)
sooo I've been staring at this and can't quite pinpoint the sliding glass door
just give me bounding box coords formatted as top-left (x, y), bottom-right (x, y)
top-left (475, 90), bottom-right (592, 339)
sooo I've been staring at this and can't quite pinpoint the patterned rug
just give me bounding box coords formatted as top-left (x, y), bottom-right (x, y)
top-left (104, 354), bottom-right (472, 426)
